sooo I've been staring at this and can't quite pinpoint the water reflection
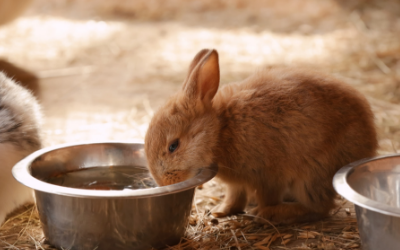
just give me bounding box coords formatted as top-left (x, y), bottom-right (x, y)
top-left (348, 158), bottom-right (400, 209)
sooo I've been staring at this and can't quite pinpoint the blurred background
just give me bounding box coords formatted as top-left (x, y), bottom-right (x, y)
top-left (1, 0), bottom-right (400, 249)
top-left (0, 0), bottom-right (399, 153)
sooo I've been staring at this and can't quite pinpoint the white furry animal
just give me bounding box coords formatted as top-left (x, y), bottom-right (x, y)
top-left (0, 72), bottom-right (42, 225)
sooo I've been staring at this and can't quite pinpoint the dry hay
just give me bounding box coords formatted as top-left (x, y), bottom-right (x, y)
top-left (172, 183), bottom-right (362, 250)
top-left (0, 191), bottom-right (360, 250)
top-left (0, 0), bottom-right (400, 249)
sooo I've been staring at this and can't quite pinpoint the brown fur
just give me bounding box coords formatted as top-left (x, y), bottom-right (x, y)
top-left (144, 49), bottom-right (377, 224)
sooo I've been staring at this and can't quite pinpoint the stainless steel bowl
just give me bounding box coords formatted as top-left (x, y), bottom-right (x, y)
top-left (12, 142), bottom-right (217, 250)
top-left (333, 154), bottom-right (400, 250)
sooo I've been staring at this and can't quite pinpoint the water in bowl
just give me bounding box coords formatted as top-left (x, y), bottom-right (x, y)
top-left (46, 166), bottom-right (157, 190)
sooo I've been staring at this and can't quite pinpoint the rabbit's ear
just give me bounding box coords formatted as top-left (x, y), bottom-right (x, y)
top-left (182, 49), bottom-right (210, 91)
top-left (186, 49), bottom-right (210, 78)
top-left (183, 49), bottom-right (220, 104)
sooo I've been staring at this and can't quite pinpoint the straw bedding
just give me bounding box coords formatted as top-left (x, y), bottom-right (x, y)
top-left (1, 0), bottom-right (400, 249)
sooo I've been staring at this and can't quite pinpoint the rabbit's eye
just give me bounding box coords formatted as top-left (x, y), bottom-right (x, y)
top-left (169, 139), bottom-right (179, 153)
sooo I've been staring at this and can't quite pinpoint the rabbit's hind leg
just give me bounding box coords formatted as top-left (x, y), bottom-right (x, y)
top-left (252, 201), bottom-right (334, 225)
top-left (250, 180), bottom-right (336, 225)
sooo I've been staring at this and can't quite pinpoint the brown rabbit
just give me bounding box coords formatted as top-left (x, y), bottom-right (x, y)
top-left (144, 49), bottom-right (377, 224)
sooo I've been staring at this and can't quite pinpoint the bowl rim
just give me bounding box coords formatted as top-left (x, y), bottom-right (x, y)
top-left (12, 141), bottom-right (218, 199)
top-left (333, 153), bottom-right (400, 217)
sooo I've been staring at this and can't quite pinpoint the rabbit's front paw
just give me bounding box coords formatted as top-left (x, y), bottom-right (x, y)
top-left (211, 201), bottom-right (245, 217)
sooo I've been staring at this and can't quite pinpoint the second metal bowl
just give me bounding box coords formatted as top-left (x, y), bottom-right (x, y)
top-left (333, 154), bottom-right (400, 250)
